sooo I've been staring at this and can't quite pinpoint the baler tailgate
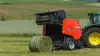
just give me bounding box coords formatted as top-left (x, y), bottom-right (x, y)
top-left (35, 10), bottom-right (66, 25)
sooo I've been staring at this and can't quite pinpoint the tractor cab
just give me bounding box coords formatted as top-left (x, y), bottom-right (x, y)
top-left (88, 12), bottom-right (100, 24)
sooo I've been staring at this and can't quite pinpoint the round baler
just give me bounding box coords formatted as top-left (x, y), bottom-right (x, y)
top-left (29, 10), bottom-right (82, 52)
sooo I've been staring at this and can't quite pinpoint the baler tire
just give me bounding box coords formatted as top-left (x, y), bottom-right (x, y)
top-left (63, 38), bottom-right (76, 50)
top-left (82, 27), bottom-right (100, 48)
top-left (75, 40), bottom-right (82, 49)
top-left (29, 36), bottom-right (53, 52)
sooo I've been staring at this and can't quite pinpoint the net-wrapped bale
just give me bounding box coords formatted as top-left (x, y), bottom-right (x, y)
top-left (29, 36), bottom-right (53, 52)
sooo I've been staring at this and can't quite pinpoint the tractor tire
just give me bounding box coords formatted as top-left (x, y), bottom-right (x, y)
top-left (29, 36), bottom-right (53, 52)
top-left (82, 27), bottom-right (100, 48)
top-left (63, 38), bottom-right (76, 50)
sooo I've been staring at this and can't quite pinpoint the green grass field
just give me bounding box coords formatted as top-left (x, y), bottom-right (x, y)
top-left (0, 0), bottom-right (99, 20)
top-left (0, 37), bottom-right (99, 56)
top-left (0, 0), bottom-right (100, 56)
top-left (0, 0), bottom-right (94, 34)
top-left (0, 20), bottom-right (42, 34)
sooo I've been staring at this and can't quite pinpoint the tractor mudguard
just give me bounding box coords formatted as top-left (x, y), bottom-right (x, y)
top-left (82, 24), bottom-right (100, 31)
top-left (62, 18), bottom-right (82, 40)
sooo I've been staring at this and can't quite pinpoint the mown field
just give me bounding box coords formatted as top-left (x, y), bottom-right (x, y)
top-left (0, 0), bottom-right (99, 20)
top-left (0, 19), bottom-right (89, 35)
top-left (0, 37), bottom-right (99, 56)
top-left (0, 20), bottom-right (42, 34)
top-left (0, 0), bottom-right (100, 56)
top-left (0, 0), bottom-right (98, 34)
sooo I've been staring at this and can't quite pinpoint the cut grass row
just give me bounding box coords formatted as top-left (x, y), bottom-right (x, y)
top-left (0, 37), bottom-right (100, 56)
top-left (0, 33), bottom-right (41, 37)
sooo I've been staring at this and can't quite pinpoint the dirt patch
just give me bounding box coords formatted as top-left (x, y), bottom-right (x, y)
top-left (0, 8), bottom-right (11, 15)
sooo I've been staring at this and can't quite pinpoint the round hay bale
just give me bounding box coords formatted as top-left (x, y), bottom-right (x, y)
top-left (29, 36), bottom-right (53, 52)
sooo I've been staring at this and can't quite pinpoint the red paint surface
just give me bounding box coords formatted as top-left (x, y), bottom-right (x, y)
top-left (43, 24), bottom-right (46, 35)
top-left (62, 18), bottom-right (81, 40)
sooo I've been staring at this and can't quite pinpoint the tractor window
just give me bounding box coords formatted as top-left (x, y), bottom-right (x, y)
top-left (94, 15), bottom-right (100, 23)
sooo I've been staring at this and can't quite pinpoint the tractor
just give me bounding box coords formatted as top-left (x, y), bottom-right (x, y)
top-left (29, 10), bottom-right (82, 52)
top-left (81, 12), bottom-right (100, 48)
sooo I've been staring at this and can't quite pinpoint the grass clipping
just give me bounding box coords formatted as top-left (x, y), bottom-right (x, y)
top-left (29, 36), bottom-right (53, 52)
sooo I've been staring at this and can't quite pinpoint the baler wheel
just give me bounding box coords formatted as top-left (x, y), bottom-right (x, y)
top-left (63, 38), bottom-right (76, 50)
top-left (29, 36), bottom-right (53, 52)
top-left (82, 27), bottom-right (100, 48)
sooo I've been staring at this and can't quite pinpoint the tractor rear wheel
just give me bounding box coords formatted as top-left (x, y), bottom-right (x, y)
top-left (82, 27), bottom-right (100, 48)
top-left (63, 38), bottom-right (76, 50)
top-left (29, 36), bottom-right (53, 52)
